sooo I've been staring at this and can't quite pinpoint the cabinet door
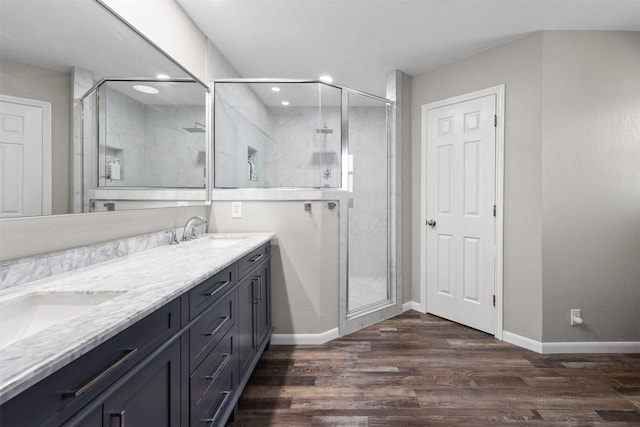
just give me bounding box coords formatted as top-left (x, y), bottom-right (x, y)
top-left (102, 339), bottom-right (181, 427)
top-left (62, 404), bottom-right (101, 426)
top-left (237, 276), bottom-right (256, 374)
top-left (254, 263), bottom-right (271, 349)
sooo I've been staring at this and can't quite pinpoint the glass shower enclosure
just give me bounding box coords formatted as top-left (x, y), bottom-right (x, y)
top-left (213, 80), bottom-right (399, 334)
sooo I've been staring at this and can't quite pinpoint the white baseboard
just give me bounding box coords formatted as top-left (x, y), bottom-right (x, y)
top-left (541, 341), bottom-right (640, 354)
top-left (503, 331), bottom-right (544, 353)
top-left (403, 301), bottom-right (426, 313)
top-left (271, 327), bottom-right (340, 345)
top-left (503, 331), bottom-right (640, 354)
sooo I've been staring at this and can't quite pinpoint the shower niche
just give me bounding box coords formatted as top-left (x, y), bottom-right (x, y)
top-left (104, 146), bottom-right (124, 181)
top-left (247, 146), bottom-right (258, 181)
top-left (91, 79), bottom-right (208, 189)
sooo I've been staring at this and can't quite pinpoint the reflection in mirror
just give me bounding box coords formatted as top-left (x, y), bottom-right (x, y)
top-left (95, 80), bottom-right (207, 189)
top-left (0, 0), bottom-right (206, 217)
top-left (214, 82), bottom-right (342, 188)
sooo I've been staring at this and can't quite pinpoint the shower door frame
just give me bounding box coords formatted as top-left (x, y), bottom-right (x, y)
top-left (339, 88), bottom-right (401, 336)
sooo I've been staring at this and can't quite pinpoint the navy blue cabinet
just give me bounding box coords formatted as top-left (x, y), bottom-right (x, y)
top-left (237, 261), bottom-right (271, 377)
top-left (65, 338), bottom-right (182, 426)
top-left (0, 241), bottom-right (272, 427)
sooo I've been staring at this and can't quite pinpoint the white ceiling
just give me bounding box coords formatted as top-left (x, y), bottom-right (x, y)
top-left (177, 0), bottom-right (640, 97)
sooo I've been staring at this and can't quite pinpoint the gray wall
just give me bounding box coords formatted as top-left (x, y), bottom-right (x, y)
top-left (411, 30), bottom-right (640, 343)
top-left (540, 31), bottom-right (640, 342)
top-left (0, 58), bottom-right (71, 215)
top-left (412, 32), bottom-right (545, 340)
top-left (0, 205), bottom-right (208, 261)
top-left (210, 201), bottom-right (340, 334)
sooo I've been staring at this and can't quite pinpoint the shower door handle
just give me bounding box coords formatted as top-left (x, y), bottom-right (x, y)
top-left (427, 219), bottom-right (436, 227)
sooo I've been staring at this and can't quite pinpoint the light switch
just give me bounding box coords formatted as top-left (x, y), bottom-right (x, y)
top-left (231, 201), bottom-right (242, 218)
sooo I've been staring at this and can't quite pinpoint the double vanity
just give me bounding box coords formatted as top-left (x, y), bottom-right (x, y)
top-left (0, 232), bottom-right (274, 426)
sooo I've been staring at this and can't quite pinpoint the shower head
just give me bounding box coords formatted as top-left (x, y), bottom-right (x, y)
top-left (183, 122), bottom-right (206, 133)
top-left (315, 123), bottom-right (333, 134)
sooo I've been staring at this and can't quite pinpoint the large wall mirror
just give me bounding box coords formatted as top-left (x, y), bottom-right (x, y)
top-left (0, 0), bottom-right (209, 218)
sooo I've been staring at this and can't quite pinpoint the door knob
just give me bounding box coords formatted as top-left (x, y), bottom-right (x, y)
top-left (427, 219), bottom-right (436, 227)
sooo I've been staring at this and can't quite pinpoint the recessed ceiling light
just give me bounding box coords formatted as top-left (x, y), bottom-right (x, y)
top-left (271, 87), bottom-right (280, 92)
top-left (156, 73), bottom-right (170, 79)
top-left (133, 85), bottom-right (159, 94)
top-left (319, 75), bottom-right (333, 83)
top-left (281, 101), bottom-right (290, 106)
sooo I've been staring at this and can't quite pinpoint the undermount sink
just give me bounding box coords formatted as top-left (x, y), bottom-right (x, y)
top-left (0, 291), bottom-right (125, 349)
top-left (204, 235), bottom-right (247, 248)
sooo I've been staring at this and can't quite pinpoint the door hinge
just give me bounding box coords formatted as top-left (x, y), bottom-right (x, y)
top-left (493, 114), bottom-right (497, 127)
top-left (493, 205), bottom-right (496, 217)
top-left (493, 295), bottom-right (496, 306)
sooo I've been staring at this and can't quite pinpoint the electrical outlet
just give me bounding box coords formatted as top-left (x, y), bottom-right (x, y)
top-left (570, 309), bottom-right (583, 326)
top-left (231, 201), bottom-right (242, 218)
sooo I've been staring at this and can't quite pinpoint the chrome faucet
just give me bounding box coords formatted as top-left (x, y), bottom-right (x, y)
top-left (181, 216), bottom-right (209, 242)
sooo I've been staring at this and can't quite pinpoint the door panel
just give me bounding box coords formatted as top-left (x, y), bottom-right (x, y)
top-left (426, 94), bottom-right (496, 334)
top-left (0, 96), bottom-right (50, 217)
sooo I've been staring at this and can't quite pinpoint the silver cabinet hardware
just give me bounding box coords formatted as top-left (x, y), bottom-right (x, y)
top-left (203, 317), bottom-right (230, 337)
top-left (63, 349), bottom-right (138, 398)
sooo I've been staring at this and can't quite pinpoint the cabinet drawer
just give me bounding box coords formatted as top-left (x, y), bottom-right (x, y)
top-left (190, 265), bottom-right (236, 320)
top-left (191, 331), bottom-right (234, 419)
top-left (0, 298), bottom-right (180, 427)
top-left (190, 291), bottom-right (235, 371)
top-left (193, 368), bottom-right (234, 427)
top-left (238, 243), bottom-right (270, 278)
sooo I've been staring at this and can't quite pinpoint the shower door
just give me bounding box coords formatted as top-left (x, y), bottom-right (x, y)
top-left (341, 91), bottom-right (400, 334)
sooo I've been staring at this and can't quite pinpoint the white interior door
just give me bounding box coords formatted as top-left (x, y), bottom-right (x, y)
top-left (0, 95), bottom-right (51, 217)
top-left (424, 93), bottom-right (496, 334)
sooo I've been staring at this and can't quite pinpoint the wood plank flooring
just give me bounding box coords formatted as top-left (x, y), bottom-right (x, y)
top-left (228, 311), bottom-right (640, 426)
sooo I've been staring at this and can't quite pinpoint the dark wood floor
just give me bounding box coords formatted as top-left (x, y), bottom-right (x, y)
top-left (229, 311), bottom-right (640, 426)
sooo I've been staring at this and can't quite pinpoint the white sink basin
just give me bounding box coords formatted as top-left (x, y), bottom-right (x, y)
top-left (204, 235), bottom-right (247, 248)
top-left (0, 291), bottom-right (125, 349)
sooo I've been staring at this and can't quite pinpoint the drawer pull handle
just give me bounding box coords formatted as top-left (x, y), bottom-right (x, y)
top-left (203, 353), bottom-right (230, 381)
top-left (202, 280), bottom-right (230, 297)
top-left (203, 317), bottom-right (230, 336)
top-left (203, 391), bottom-right (232, 424)
top-left (63, 348), bottom-right (138, 398)
top-left (249, 254), bottom-right (264, 263)
top-left (111, 410), bottom-right (126, 427)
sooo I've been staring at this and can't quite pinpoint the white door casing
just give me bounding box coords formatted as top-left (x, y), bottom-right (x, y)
top-left (421, 86), bottom-right (504, 337)
top-left (0, 95), bottom-right (52, 217)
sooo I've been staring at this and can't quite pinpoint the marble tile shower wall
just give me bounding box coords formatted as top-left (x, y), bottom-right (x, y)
top-left (214, 83), bottom-right (271, 188)
top-left (103, 88), bottom-right (205, 188)
top-left (145, 105), bottom-right (206, 188)
top-left (265, 107), bottom-right (341, 188)
top-left (215, 101), bottom-right (268, 187)
top-left (348, 106), bottom-right (389, 278)
top-left (103, 87), bottom-right (146, 186)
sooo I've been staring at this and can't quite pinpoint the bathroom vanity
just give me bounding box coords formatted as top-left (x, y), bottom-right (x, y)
top-left (0, 233), bottom-right (273, 427)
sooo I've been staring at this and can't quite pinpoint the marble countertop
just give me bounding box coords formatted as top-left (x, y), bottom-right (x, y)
top-left (0, 232), bottom-right (274, 404)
